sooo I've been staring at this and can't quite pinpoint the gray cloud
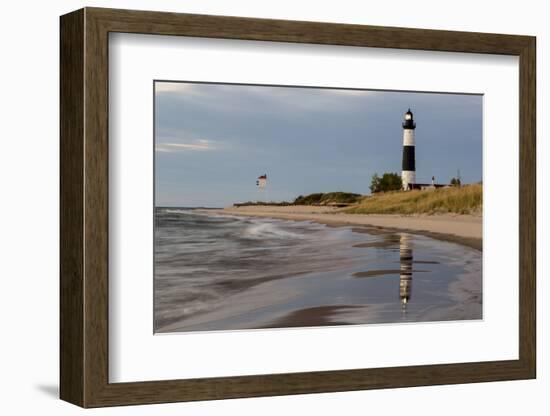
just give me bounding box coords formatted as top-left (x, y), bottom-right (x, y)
top-left (155, 139), bottom-right (221, 153)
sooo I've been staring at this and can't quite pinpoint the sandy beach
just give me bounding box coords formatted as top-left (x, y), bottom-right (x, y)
top-left (206, 205), bottom-right (482, 251)
top-left (155, 206), bottom-right (482, 332)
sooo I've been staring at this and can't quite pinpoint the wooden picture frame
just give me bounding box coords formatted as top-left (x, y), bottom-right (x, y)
top-left (60, 7), bottom-right (536, 408)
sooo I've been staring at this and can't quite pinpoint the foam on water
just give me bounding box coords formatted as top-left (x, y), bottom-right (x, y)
top-left (243, 221), bottom-right (304, 240)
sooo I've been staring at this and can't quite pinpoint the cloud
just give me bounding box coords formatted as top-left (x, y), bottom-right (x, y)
top-left (322, 88), bottom-right (372, 96)
top-left (155, 82), bottom-right (196, 94)
top-left (155, 139), bottom-right (219, 152)
top-left (155, 81), bottom-right (373, 115)
top-left (245, 86), bottom-right (371, 111)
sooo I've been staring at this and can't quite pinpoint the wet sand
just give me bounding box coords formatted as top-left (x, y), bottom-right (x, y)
top-left (157, 207), bottom-right (482, 333)
top-left (258, 305), bottom-right (363, 328)
top-left (206, 205), bottom-right (482, 251)
top-left (351, 269), bottom-right (427, 278)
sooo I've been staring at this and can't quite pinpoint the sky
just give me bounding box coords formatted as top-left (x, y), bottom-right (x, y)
top-left (155, 81), bottom-right (482, 207)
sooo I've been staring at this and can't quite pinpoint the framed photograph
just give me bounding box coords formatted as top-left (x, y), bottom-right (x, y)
top-left (60, 7), bottom-right (536, 408)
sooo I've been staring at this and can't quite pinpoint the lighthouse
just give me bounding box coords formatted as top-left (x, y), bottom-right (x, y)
top-left (401, 109), bottom-right (416, 190)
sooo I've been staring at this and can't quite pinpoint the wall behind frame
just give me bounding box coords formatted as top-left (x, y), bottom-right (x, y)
top-left (0, 0), bottom-right (545, 415)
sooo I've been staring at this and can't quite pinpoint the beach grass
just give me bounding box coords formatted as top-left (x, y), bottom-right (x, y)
top-left (346, 184), bottom-right (482, 215)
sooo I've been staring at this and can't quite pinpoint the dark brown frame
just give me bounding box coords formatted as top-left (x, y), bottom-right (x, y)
top-left (60, 7), bottom-right (536, 408)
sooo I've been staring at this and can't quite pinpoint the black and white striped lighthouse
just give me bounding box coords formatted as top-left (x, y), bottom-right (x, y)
top-left (401, 109), bottom-right (416, 190)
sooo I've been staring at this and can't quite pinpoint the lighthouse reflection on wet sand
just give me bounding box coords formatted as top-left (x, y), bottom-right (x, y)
top-left (399, 233), bottom-right (413, 312)
top-left (401, 109), bottom-right (416, 190)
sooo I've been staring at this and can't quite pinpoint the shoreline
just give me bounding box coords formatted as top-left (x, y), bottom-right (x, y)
top-left (200, 206), bottom-right (482, 251)
top-left (156, 205), bottom-right (483, 332)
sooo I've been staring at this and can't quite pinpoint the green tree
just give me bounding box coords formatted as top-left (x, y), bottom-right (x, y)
top-left (450, 177), bottom-right (462, 187)
top-left (370, 172), bottom-right (402, 193)
top-left (369, 173), bottom-right (381, 193)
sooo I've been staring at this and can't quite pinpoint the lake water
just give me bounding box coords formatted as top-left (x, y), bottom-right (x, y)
top-left (154, 208), bottom-right (482, 333)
